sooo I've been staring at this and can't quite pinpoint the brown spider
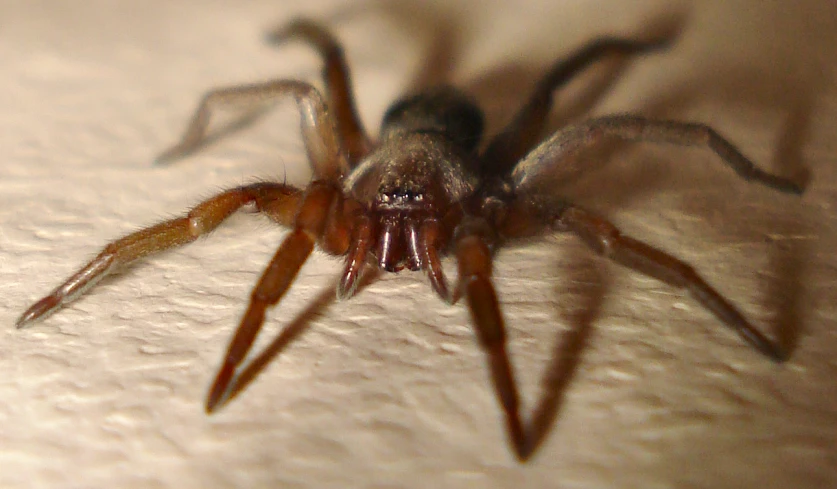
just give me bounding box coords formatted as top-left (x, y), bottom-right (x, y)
top-left (17, 19), bottom-right (802, 461)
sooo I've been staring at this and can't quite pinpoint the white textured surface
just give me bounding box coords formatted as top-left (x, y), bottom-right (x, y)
top-left (2, 1), bottom-right (837, 488)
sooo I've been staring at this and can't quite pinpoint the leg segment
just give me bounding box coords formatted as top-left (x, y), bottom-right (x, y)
top-left (455, 226), bottom-right (528, 460)
top-left (206, 182), bottom-right (342, 411)
top-left (16, 183), bottom-right (302, 328)
top-left (482, 36), bottom-right (671, 176)
top-left (557, 205), bottom-right (786, 361)
top-left (156, 80), bottom-right (349, 183)
top-left (268, 19), bottom-right (372, 164)
top-left (512, 115), bottom-right (803, 194)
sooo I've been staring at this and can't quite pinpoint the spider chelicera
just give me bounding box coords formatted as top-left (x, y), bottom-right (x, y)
top-left (17, 19), bottom-right (802, 461)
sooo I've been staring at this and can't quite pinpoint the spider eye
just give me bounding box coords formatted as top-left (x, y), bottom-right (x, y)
top-left (379, 188), bottom-right (425, 207)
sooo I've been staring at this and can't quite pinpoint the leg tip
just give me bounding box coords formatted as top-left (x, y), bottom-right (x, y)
top-left (206, 363), bottom-right (235, 413)
top-left (205, 387), bottom-right (226, 414)
top-left (265, 19), bottom-right (314, 45)
top-left (154, 147), bottom-right (184, 165)
top-left (15, 296), bottom-right (59, 329)
top-left (747, 333), bottom-right (789, 364)
top-left (756, 172), bottom-right (806, 195)
top-left (15, 309), bottom-right (35, 328)
top-left (775, 179), bottom-right (805, 196)
top-left (766, 343), bottom-right (790, 364)
top-left (513, 441), bottom-right (535, 463)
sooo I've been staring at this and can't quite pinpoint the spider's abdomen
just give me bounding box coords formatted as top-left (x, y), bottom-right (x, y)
top-left (380, 86), bottom-right (484, 152)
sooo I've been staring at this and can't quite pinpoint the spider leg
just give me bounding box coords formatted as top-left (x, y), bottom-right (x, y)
top-left (16, 183), bottom-right (302, 328)
top-left (483, 36), bottom-right (672, 176)
top-left (455, 222), bottom-right (528, 460)
top-left (512, 115), bottom-right (803, 194)
top-left (206, 182), bottom-right (343, 411)
top-left (556, 205), bottom-right (786, 361)
top-left (156, 80), bottom-right (348, 182)
top-left (267, 19), bottom-right (372, 164)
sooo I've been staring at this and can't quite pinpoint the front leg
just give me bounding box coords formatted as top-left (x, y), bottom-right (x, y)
top-left (156, 80), bottom-right (349, 182)
top-left (455, 219), bottom-right (528, 461)
top-left (205, 181), bottom-right (346, 411)
top-left (16, 183), bottom-right (301, 328)
top-left (557, 205), bottom-right (786, 361)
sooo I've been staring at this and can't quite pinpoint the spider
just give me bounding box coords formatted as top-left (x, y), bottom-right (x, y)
top-left (17, 19), bottom-right (802, 461)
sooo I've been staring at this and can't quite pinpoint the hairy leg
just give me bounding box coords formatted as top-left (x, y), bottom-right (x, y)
top-left (16, 183), bottom-right (302, 328)
top-left (557, 205), bottom-right (786, 361)
top-left (482, 36), bottom-right (673, 176)
top-left (156, 80), bottom-right (349, 182)
top-left (512, 115), bottom-right (804, 194)
top-left (268, 19), bottom-right (372, 164)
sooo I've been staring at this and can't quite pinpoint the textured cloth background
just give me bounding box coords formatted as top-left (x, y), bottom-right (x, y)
top-left (2, 0), bottom-right (836, 488)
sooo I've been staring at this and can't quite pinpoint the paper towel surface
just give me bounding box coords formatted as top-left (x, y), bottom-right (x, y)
top-left (2, 1), bottom-right (836, 488)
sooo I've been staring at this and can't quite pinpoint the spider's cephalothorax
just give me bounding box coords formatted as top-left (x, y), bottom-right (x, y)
top-left (17, 19), bottom-right (803, 461)
top-left (343, 87), bottom-right (483, 274)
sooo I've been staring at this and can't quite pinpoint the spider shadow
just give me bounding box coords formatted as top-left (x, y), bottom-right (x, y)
top-left (330, 0), bottom-right (465, 94)
top-left (577, 62), bottom-right (816, 208)
top-left (630, 70), bottom-right (818, 357)
top-left (465, 17), bottom-right (686, 138)
top-left (544, 82), bottom-right (814, 360)
top-left (155, 107), bottom-right (273, 165)
top-left (333, 0), bottom-right (465, 94)
top-left (765, 99), bottom-right (814, 355)
top-left (348, 0), bottom-right (687, 132)
top-left (524, 249), bottom-right (607, 458)
top-left (462, 8), bottom-right (818, 358)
